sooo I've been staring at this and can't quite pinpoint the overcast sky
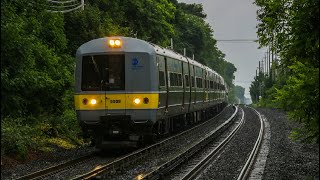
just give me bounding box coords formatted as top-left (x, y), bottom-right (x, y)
top-left (178, 0), bottom-right (267, 99)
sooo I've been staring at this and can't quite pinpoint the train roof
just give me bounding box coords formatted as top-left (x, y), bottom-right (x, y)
top-left (76, 36), bottom-right (156, 55)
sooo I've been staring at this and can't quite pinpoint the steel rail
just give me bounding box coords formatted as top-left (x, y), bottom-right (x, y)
top-left (141, 106), bottom-right (239, 179)
top-left (72, 105), bottom-right (235, 179)
top-left (237, 106), bottom-right (264, 180)
top-left (181, 107), bottom-right (245, 180)
top-left (15, 152), bottom-right (97, 180)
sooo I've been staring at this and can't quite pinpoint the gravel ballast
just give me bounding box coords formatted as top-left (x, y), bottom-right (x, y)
top-left (197, 106), bottom-right (261, 180)
top-left (256, 108), bottom-right (319, 180)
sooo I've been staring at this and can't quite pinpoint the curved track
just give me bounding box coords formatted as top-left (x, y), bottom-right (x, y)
top-left (237, 106), bottom-right (265, 180)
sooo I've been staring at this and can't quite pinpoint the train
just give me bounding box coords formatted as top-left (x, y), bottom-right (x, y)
top-left (74, 37), bottom-right (228, 149)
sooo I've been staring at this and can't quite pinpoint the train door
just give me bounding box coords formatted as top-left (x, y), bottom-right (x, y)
top-left (103, 54), bottom-right (126, 116)
top-left (156, 55), bottom-right (168, 112)
top-left (81, 54), bottom-right (126, 116)
top-left (204, 69), bottom-right (209, 102)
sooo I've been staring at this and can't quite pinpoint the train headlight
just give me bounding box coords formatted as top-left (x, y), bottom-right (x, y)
top-left (109, 40), bottom-right (115, 46)
top-left (134, 98), bottom-right (141, 105)
top-left (115, 39), bottom-right (121, 46)
top-left (90, 99), bottom-right (97, 105)
top-left (108, 39), bottom-right (122, 48)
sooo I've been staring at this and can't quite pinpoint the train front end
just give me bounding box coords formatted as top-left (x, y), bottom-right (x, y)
top-left (74, 37), bottom-right (159, 148)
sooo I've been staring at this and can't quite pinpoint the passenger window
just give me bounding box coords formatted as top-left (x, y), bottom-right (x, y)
top-left (185, 75), bottom-right (189, 87)
top-left (196, 78), bottom-right (203, 88)
top-left (191, 76), bottom-right (195, 87)
top-left (159, 71), bottom-right (165, 87)
top-left (170, 72), bottom-right (178, 87)
top-left (210, 81), bottom-right (214, 89)
top-left (177, 74), bottom-right (182, 86)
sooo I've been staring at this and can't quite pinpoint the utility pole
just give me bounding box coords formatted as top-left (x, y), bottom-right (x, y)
top-left (271, 45), bottom-right (274, 81)
top-left (81, 0), bottom-right (84, 10)
top-left (265, 50), bottom-right (268, 76)
top-left (268, 46), bottom-right (271, 78)
top-left (264, 55), bottom-right (266, 76)
top-left (266, 49), bottom-right (270, 76)
top-left (259, 61), bottom-right (261, 74)
top-left (262, 60), bottom-right (264, 75)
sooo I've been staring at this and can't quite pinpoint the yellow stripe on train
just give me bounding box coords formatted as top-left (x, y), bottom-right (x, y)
top-left (74, 94), bottom-right (159, 110)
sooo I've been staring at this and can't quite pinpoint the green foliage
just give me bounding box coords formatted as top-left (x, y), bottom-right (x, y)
top-left (234, 85), bottom-right (245, 104)
top-left (89, 0), bottom-right (176, 46)
top-left (1, 117), bottom-right (41, 159)
top-left (1, 0), bottom-right (237, 158)
top-left (254, 0), bottom-right (319, 143)
top-left (1, 0), bottom-right (73, 118)
top-left (227, 85), bottom-right (238, 104)
top-left (1, 0), bottom-right (80, 158)
top-left (274, 61), bottom-right (319, 142)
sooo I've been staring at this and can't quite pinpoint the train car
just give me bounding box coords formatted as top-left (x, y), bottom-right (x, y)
top-left (74, 37), bottom-right (228, 149)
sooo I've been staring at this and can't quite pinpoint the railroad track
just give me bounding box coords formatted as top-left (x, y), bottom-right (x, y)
top-left (237, 106), bottom-right (265, 180)
top-left (141, 106), bottom-right (243, 180)
top-left (15, 152), bottom-right (98, 180)
top-left (149, 105), bottom-right (264, 180)
top-left (73, 105), bottom-right (237, 179)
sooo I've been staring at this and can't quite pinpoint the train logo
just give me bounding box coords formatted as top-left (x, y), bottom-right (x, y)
top-left (132, 58), bottom-right (139, 65)
top-left (131, 57), bottom-right (143, 71)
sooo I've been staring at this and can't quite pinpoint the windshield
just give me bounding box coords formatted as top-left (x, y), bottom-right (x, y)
top-left (81, 54), bottom-right (125, 91)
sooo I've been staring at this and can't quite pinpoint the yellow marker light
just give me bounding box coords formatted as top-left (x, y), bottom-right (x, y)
top-left (108, 39), bottom-right (122, 48)
top-left (109, 39), bottom-right (115, 46)
top-left (90, 99), bottom-right (97, 105)
top-left (115, 39), bottom-right (121, 46)
top-left (134, 98), bottom-right (141, 105)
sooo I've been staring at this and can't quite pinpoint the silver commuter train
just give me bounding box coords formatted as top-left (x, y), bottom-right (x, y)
top-left (74, 37), bottom-right (228, 148)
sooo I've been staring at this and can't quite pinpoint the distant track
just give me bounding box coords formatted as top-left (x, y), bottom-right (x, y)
top-left (237, 106), bottom-right (264, 180)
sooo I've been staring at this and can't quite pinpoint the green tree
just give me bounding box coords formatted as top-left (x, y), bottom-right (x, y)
top-left (1, 0), bottom-right (78, 158)
top-left (87, 0), bottom-right (176, 47)
top-left (255, 0), bottom-right (319, 142)
top-left (1, 0), bottom-right (73, 118)
top-left (234, 85), bottom-right (245, 104)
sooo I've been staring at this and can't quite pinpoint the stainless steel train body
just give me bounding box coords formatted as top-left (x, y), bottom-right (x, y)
top-left (75, 37), bottom-right (228, 148)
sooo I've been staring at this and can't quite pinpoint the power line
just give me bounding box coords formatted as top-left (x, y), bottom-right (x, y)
top-left (216, 39), bottom-right (258, 43)
top-left (47, 0), bottom-right (84, 13)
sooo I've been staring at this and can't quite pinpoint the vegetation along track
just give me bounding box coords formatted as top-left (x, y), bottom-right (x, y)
top-left (72, 105), bottom-right (237, 179)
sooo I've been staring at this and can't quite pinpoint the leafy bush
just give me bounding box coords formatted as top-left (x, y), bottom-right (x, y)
top-left (1, 118), bottom-right (42, 159)
top-left (274, 62), bottom-right (319, 143)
